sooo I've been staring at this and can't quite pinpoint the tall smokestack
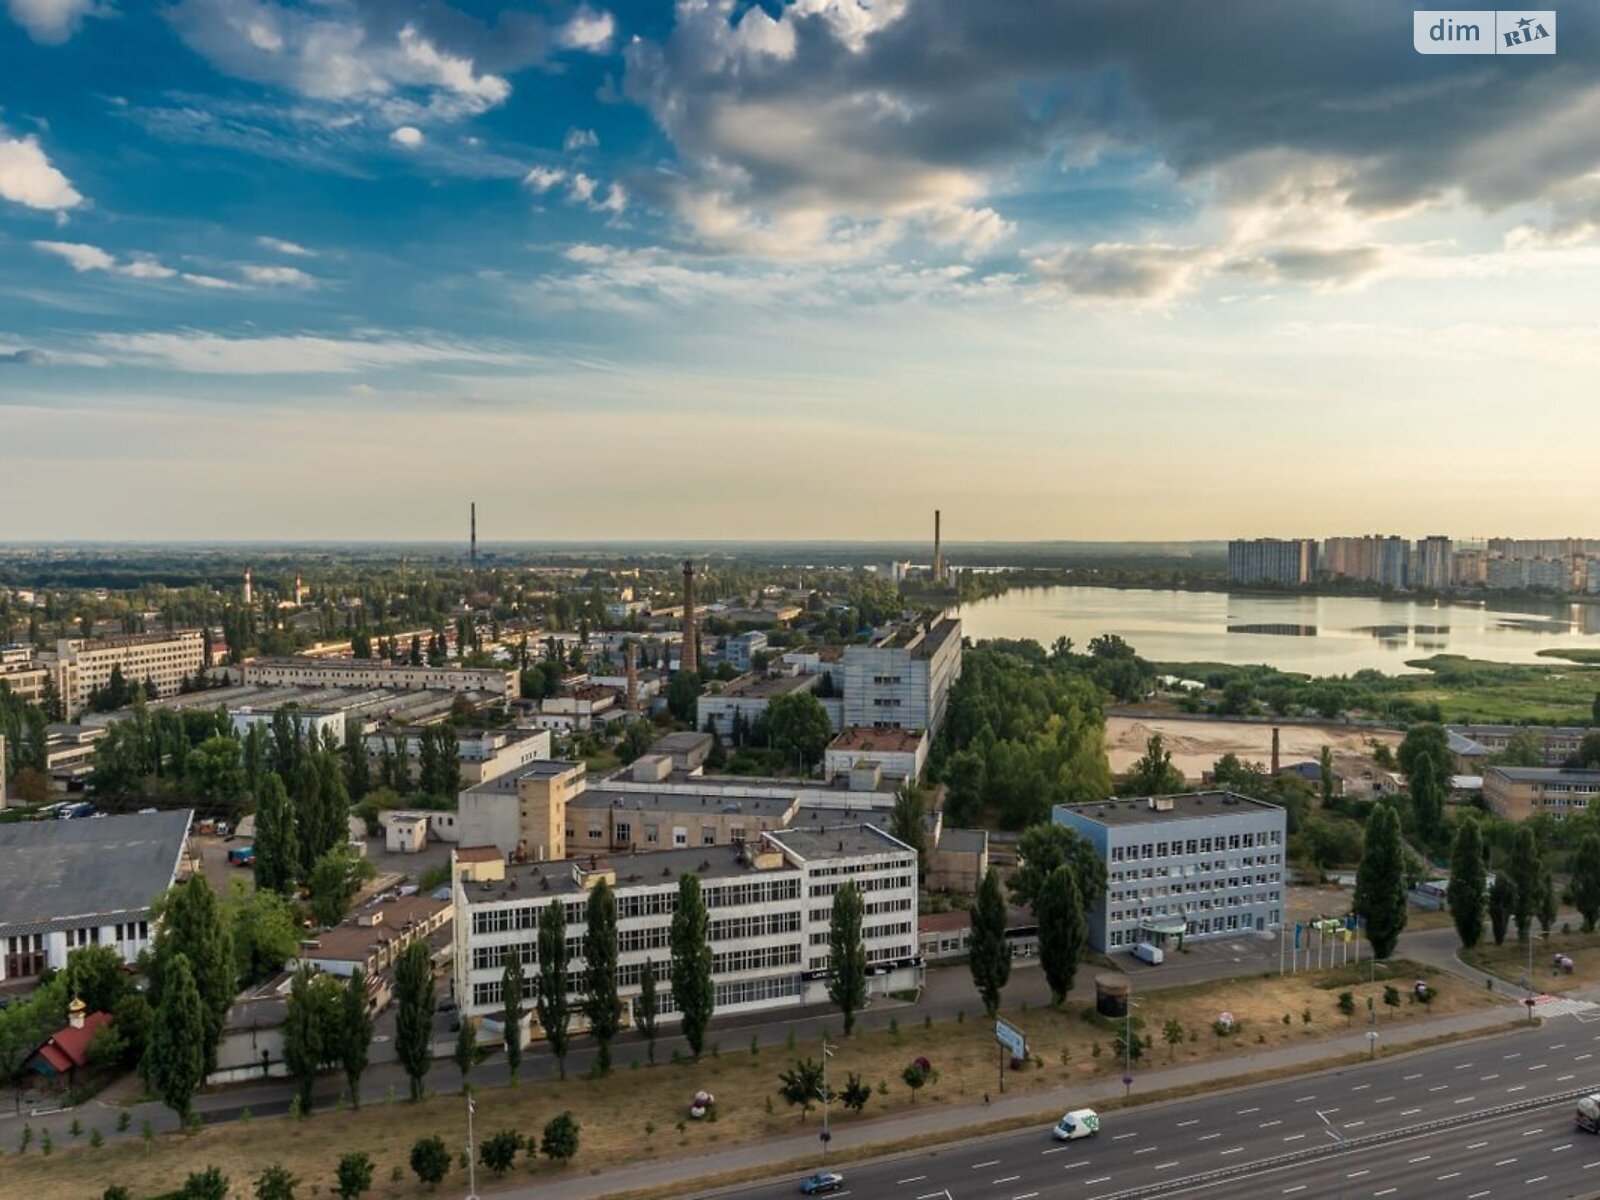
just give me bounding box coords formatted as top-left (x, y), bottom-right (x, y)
top-left (470, 502), bottom-right (477, 571)
top-left (681, 560), bottom-right (698, 675)
top-left (934, 510), bottom-right (943, 583)
top-left (294, 574), bottom-right (305, 606)
top-left (625, 640), bottom-right (639, 714)
top-left (1271, 726), bottom-right (1281, 776)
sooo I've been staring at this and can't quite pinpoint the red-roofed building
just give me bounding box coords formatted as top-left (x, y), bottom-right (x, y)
top-left (27, 999), bottom-right (112, 1085)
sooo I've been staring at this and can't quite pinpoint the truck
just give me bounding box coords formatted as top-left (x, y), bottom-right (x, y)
top-left (227, 845), bottom-right (256, 867)
top-left (1577, 1095), bottom-right (1600, 1133)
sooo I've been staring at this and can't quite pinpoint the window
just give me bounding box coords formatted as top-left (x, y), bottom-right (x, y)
top-left (645, 823), bottom-right (659, 844)
top-left (673, 826), bottom-right (688, 848)
top-left (702, 826), bottom-right (716, 846)
top-left (615, 821), bottom-right (631, 843)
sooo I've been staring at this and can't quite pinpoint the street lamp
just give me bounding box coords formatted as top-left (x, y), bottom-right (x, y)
top-left (820, 1033), bottom-right (834, 1164)
top-left (465, 1092), bottom-right (479, 1200)
top-left (1123, 999), bottom-right (1140, 1098)
top-left (1317, 1109), bottom-right (1346, 1200)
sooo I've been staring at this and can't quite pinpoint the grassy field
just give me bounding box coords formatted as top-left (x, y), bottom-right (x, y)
top-left (1461, 929), bottom-right (1600, 994)
top-left (6, 960), bottom-right (1503, 1200)
top-left (1539, 648), bottom-right (1600, 666)
top-left (1397, 656), bottom-right (1600, 724)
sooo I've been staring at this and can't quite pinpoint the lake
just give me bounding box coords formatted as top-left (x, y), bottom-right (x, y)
top-left (953, 586), bottom-right (1600, 675)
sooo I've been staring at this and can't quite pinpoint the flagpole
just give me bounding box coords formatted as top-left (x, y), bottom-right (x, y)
top-left (466, 1091), bottom-right (479, 1200)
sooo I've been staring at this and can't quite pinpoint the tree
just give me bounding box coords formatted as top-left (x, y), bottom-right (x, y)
top-left (887, 785), bottom-right (928, 877)
top-left (839, 1072), bottom-right (872, 1113)
top-left (341, 727), bottom-right (371, 802)
top-left (901, 1060), bottom-right (929, 1103)
top-left (778, 1058), bottom-right (826, 1121)
top-left (254, 1164), bottom-right (298, 1200)
top-left (185, 736), bottom-right (246, 803)
top-left (62, 943), bottom-right (129, 1014)
top-left (826, 882), bottom-right (868, 1035)
top-left (540, 1112), bottom-right (580, 1165)
top-left (1162, 1018), bottom-right (1185, 1060)
top-left (1573, 832), bottom-right (1600, 932)
top-left (453, 1018), bottom-right (478, 1088)
top-left (1035, 864), bottom-right (1087, 1006)
top-left (969, 867), bottom-right (1011, 1016)
top-left (308, 847), bottom-right (373, 927)
top-left (637, 957), bottom-right (659, 1064)
top-left (1498, 728), bottom-right (1544, 767)
top-left (282, 965), bottom-right (342, 1113)
top-left (394, 941), bottom-right (436, 1101)
top-left (1538, 867), bottom-right (1559, 937)
top-left (228, 885), bottom-right (300, 987)
top-left (669, 874), bottom-right (714, 1058)
top-left (582, 878), bottom-right (623, 1073)
top-left (1318, 745), bottom-right (1335, 809)
top-left (1008, 823), bottom-right (1105, 915)
top-left (480, 1130), bottom-right (521, 1176)
top-left (181, 1168), bottom-right (230, 1200)
top-left (500, 949), bottom-right (524, 1084)
top-left (410, 1135), bottom-right (452, 1188)
top-left (1353, 805), bottom-right (1407, 959)
top-left (765, 691), bottom-right (834, 772)
top-left (149, 877), bottom-right (234, 1075)
top-left (1488, 873), bottom-right (1515, 946)
top-left (334, 1152), bottom-right (373, 1200)
top-left (1338, 991), bottom-right (1357, 1024)
top-left (1447, 821), bottom-right (1487, 949)
top-left (1407, 753), bottom-right (1445, 843)
top-left (1508, 825), bottom-right (1543, 942)
top-left (666, 671), bottom-right (701, 722)
top-left (253, 772), bottom-right (299, 895)
top-left (537, 899), bottom-right (571, 1078)
top-left (1124, 734), bottom-right (1185, 796)
top-left (145, 952), bottom-right (206, 1120)
top-left (340, 969), bottom-right (372, 1107)
top-left (1113, 1026), bottom-right (1144, 1063)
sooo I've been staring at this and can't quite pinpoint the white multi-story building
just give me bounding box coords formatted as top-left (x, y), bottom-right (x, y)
top-left (1054, 792), bottom-right (1286, 954)
top-left (232, 706), bottom-right (346, 744)
top-left (240, 658), bottom-right (519, 698)
top-left (452, 824), bottom-right (919, 1033)
top-left (697, 672), bottom-right (826, 740)
top-left (1227, 539), bottom-right (1317, 587)
top-left (48, 632), bottom-right (206, 717)
top-left (840, 617), bottom-right (962, 736)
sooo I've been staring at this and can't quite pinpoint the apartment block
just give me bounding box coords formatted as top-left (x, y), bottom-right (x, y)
top-left (50, 632), bottom-right (206, 717)
top-left (1226, 539), bottom-right (1318, 587)
top-left (1414, 536), bottom-right (1454, 592)
top-left (0, 645), bottom-right (52, 708)
top-left (240, 657), bottom-right (519, 698)
top-left (1054, 792), bottom-right (1286, 953)
top-left (452, 824), bottom-right (919, 1032)
top-left (1447, 724), bottom-right (1589, 772)
top-left (840, 617), bottom-right (962, 736)
top-left (1483, 766), bottom-right (1600, 822)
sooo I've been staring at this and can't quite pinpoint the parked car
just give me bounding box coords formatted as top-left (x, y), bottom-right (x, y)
top-left (799, 1172), bottom-right (844, 1194)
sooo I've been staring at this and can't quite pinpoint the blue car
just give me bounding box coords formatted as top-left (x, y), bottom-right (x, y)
top-left (799, 1172), bottom-right (844, 1195)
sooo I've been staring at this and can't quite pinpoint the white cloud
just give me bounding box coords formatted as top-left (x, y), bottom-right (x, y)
top-left (523, 165), bottom-right (566, 193)
top-left (568, 173), bottom-right (597, 204)
top-left (90, 330), bottom-right (536, 375)
top-left (556, 6), bottom-right (614, 52)
top-left (256, 235), bottom-right (313, 256)
top-left (0, 130), bottom-right (85, 211)
top-left (33, 240), bottom-right (114, 272)
top-left (1030, 242), bottom-right (1210, 301)
top-left (596, 182), bottom-right (627, 214)
top-left (181, 272), bottom-right (242, 290)
top-left (920, 206), bottom-right (1014, 257)
top-left (390, 125), bottom-right (424, 149)
top-left (118, 255), bottom-right (178, 280)
top-left (563, 127), bottom-right (599, 153)
top-left (240, 264), bottom-right (317, 288)
top-left (6, 0), bottom-right (105, 44)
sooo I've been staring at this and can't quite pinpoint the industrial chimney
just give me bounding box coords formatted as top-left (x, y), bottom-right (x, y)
top-left (625, 640), bottom-right (639, 714)
top-left (933, 509), bottom-right (943, 583)
top-left (1271, 726), bottom-right (1281, 776)
top-left (243, 567), bottom-right (253, 605)
top-left (470, 502), bottom-right (477, 571)
top-left (294, 574), bottom-right (305, 606)
top-left (681, 560), bottom-right (698, 675)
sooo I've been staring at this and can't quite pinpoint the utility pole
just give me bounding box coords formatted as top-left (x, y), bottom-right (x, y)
top-left (820, 1033), bottom-right (834, 1163)
top-left (465, 1092), bottom-right (479, 1200)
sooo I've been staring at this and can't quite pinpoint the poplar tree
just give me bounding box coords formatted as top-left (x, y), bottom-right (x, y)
top-left (394, 941), bottom-right (435, 1101)
top-left (253, 772), bottom-right (298, 895)
top-left (536, 901), bottom-right (571, 1079)
top-left (1354, 805), bottom-right (1408, 959)
top-left (502, 950), bottom-right (524, 1085)
top-left (1572, 832), bottom-right (1600, 932)
top-left (1508, 825), bottom-right (1542, 942)
top-left (1488, 873), bottom-right (1515, 945)
top-left (1036, 864), bottom-right (1088, 1006)
top-left (637, 958), bottom-right (659, 1064)
top-left (669, 874), bottom-right (714, 1058)
top-left (340, 968), bottom-right (372, 1107)
top-left (145, 952), bottom-right (206, 1120)
top-left (969, 867), bottom-right (1011, 1016)
top-left (1447, 821), bottom-right (1487, 949)
top-left (826, 882), bottom-right (868, 1035)
top-left (149, 875), bottom-right (234, 1073)
top-left (583, 879), bottom-right (622, 1074)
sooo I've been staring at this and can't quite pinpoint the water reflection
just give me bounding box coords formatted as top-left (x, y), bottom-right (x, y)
top-left (1226, 623), bottom-right (1317, 637)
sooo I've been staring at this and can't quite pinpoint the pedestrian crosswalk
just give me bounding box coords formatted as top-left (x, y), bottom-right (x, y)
top-left (1531, 995), bottom-right (1600, 1020)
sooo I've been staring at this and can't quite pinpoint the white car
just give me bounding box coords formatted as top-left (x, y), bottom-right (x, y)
top-left (1053, 1108), bottom-right (1100, 1141)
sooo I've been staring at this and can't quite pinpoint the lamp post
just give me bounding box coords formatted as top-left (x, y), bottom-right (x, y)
top-left (465, 1093), bottom-right (479, 1200)
top-left (820, 1033), bottom-right (833, 1164)
top-left (1317, 1109), bottom-right (1346, 1200)
top-left (1123, 999), bottom-right (1140, 1098)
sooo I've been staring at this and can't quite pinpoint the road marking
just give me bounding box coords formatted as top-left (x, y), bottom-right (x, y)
top-left (1586, 1160), bottom-right (1600, 1169)
top-left (1283, 1188), bottom-right (1306, 1196)
top-left (1468, 1192), bottom-right (1491, 1199)
top-left (1153, 1162), bottom-right (1178, 1172)
top-left (1176, 1119), bottom-right (1199, 1128)
top-left (1041, 1146), bottom-right (1068, 1155)
top-left (1409, 1155), bottom-right (1431, 1163)
top-left (1529, 1063), bottom-right (1548, 1071)
top-left (1062, 1163), bottom-right (1088, 1172)
top-left (1085, 1177), bottom-right (1110, 1186)
top-left (1294, 1095), bottom-right (1317, 1103)
top-left (1404, 1073), bottom-right (1423, 1081)
top-left (1454, 1096), bottom-right (1477, 1104)
top-left (1283, 1134), bottom-right (1306, 1142)
top-left (1493, 1158), bottom-right (1517, 1166)
top-left (1438, 1172), bottom-right (1460, 1180)
top-left (1351, 1084), bottom-right (1370, 1091)
top-left (896, 1177), bottom-right (926, 1185)
top-left (1480, 1074), bottom-right (1500, 1081)
top-left (1560, 1075), bottom-right (1577, 1082)
top-left (1347, 1169), bottom-right (1369, 1178)
top-left (1374, 1190), bottom-right (1396, 1197)
top-left (992, 1175), bottom-right (1020, 1185)
top-left (1319, 1106), bottom-right (1340, 1115)
top-left (1113, 1133), bottom-right (1137, 1141)
top-left (1507, 1085), bottom-right (1527, 1093)
top-left (1374, 1095), bottom-right (1394, 1104)
top-left (1579, 1053), bottom-right (1595, 1061)
top-left (1455, 1062), bottom-right (1474, 1069)
top-left (1198, 1133), bottom-right (1222, 1142)
top-left (1220, 1147), bottom-right (1244, 1156)
top-left (1013, 1194), bottom-right (1038, 1200)
top-left (1237, 1107), bottom-right (1260, 1114)
top-left (1521, 1127), bottom-right (1544, 1136)
top-left (1504, 1052), bottom-right (1521, 1059)
top-left (1551, 1044), bottom-right (1566, 1049)
top-left (1259, 1120), bottom-right (1282, 1129)
top-left (1401, 1108), bottom-right (1422, 1116)
top-left (1133, 1147), bottom-right (1156, 1156)
top-left (1554, 1143), bottom-right (1573, 1152)
top-left (1467, 1141), bottom-right (1489, 1149)
top-left (1525, 1177), bottom-right (1548, 1186)
top-left (972, 1161), bottom-right (1000, 1169)
top-left (1428, 1084), bottom-right (1449, 1092)
top-left (1343, 1120), bottom-right (1365, 1129)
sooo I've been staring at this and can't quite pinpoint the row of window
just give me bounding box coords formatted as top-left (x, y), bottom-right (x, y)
top-left (1109, 830), bottom-right (1282, 862)
top-left (1110, 854), bottom-right (1280, 882)
top-left (808, 874), bottom-right (914, 899)
top-left (1109, 892), bottom-right (1277, 923)
top-left (807, 942), bottom-right (916, 972)
top-left (1108, 873), bottom-right (1280, 902)
top-left (472, 877), bottom-right (808, 936)
top-left (709, 911), bottom-right (802, 941)
top-left (713, 943), bottom-right (802, 974)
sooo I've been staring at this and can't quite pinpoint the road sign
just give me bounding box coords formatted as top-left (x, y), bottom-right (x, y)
top-left (995, 1018), bottom-right (1027, 1060)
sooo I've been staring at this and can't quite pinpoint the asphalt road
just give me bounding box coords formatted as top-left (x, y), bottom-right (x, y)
top-left (717, 1019), bottom-right (1600, 1200)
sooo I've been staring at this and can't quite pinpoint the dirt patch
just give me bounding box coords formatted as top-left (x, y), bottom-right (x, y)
top-left (1107, 715), bottom-right (1400, 781)
top-left (1462, 928), bottom-right (1600, 994)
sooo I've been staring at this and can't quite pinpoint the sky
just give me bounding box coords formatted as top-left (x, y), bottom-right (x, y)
top-left (3, 1), bottom-right (1600, 542)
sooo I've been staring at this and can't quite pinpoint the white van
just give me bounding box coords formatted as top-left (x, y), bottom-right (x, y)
top-left (1133, 942), bottom-right (1164, 965)
top-left (1053, 1108), bottom-right (1100, 1141)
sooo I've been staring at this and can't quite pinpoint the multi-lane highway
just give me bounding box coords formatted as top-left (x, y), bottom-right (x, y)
top-left (718, 1018), bottom-right (1600, 1200)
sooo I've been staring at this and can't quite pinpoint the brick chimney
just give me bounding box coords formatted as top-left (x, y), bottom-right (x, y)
top-left (625, 640), bottom-right (639, 714)
top-left (681, 560), bottom-right (698, 675)
top-left (1271, 726), bottom-right (1281, 776)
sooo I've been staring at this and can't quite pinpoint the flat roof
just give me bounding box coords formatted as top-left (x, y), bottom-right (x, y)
top-left (298, 895), bottom-right (449, 964)
top-left (1486, 766), bottom-right (1600, 783)
top-left (766, 824), bottom-right (910, 860)
top-left (0, 810), bottom-right (192, 935)
top-left (1449, 723), bottom-right (1589, 738)
top-left (650, 731), bottom-right (713, 753)
top-left (913, 616), bottom-right (962, 660)
top-left (936, 828), bottom-right (988, 855)
top-left (573, 788), bottom-right (796, 820)
top-left (455, 846), bottom-right (502, 863)
top-left (462, 843), bottom-right (770, 905)
top-left (461, 759), bottom-right (585, 797)
top-left (716, 673), bottom-right (817, 699)
top-left (1056, 791), bottom-right (1284, 827)
top-left (829, 727), bottom-right (926, 753)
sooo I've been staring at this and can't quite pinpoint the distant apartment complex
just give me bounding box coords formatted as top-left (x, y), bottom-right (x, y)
top-left (1230, 534), bottom-right (1600, 594)
top-left (1226, 539), bottom-right (1318, 587)
top-left (1054, 792), bottom-right (1287, 953)
top-left (4, 633), bottom-right (209, 718)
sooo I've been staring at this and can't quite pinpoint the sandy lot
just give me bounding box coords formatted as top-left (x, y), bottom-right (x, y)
top-left (1107, 715), bottom-right (1401, 780)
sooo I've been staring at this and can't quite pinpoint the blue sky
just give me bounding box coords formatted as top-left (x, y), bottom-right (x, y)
top-left (3, 1), bottom-right (1599, 541)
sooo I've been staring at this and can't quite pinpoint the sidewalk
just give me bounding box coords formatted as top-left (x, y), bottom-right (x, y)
top-left (498, 1000), bottom-right (1528, 1200)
